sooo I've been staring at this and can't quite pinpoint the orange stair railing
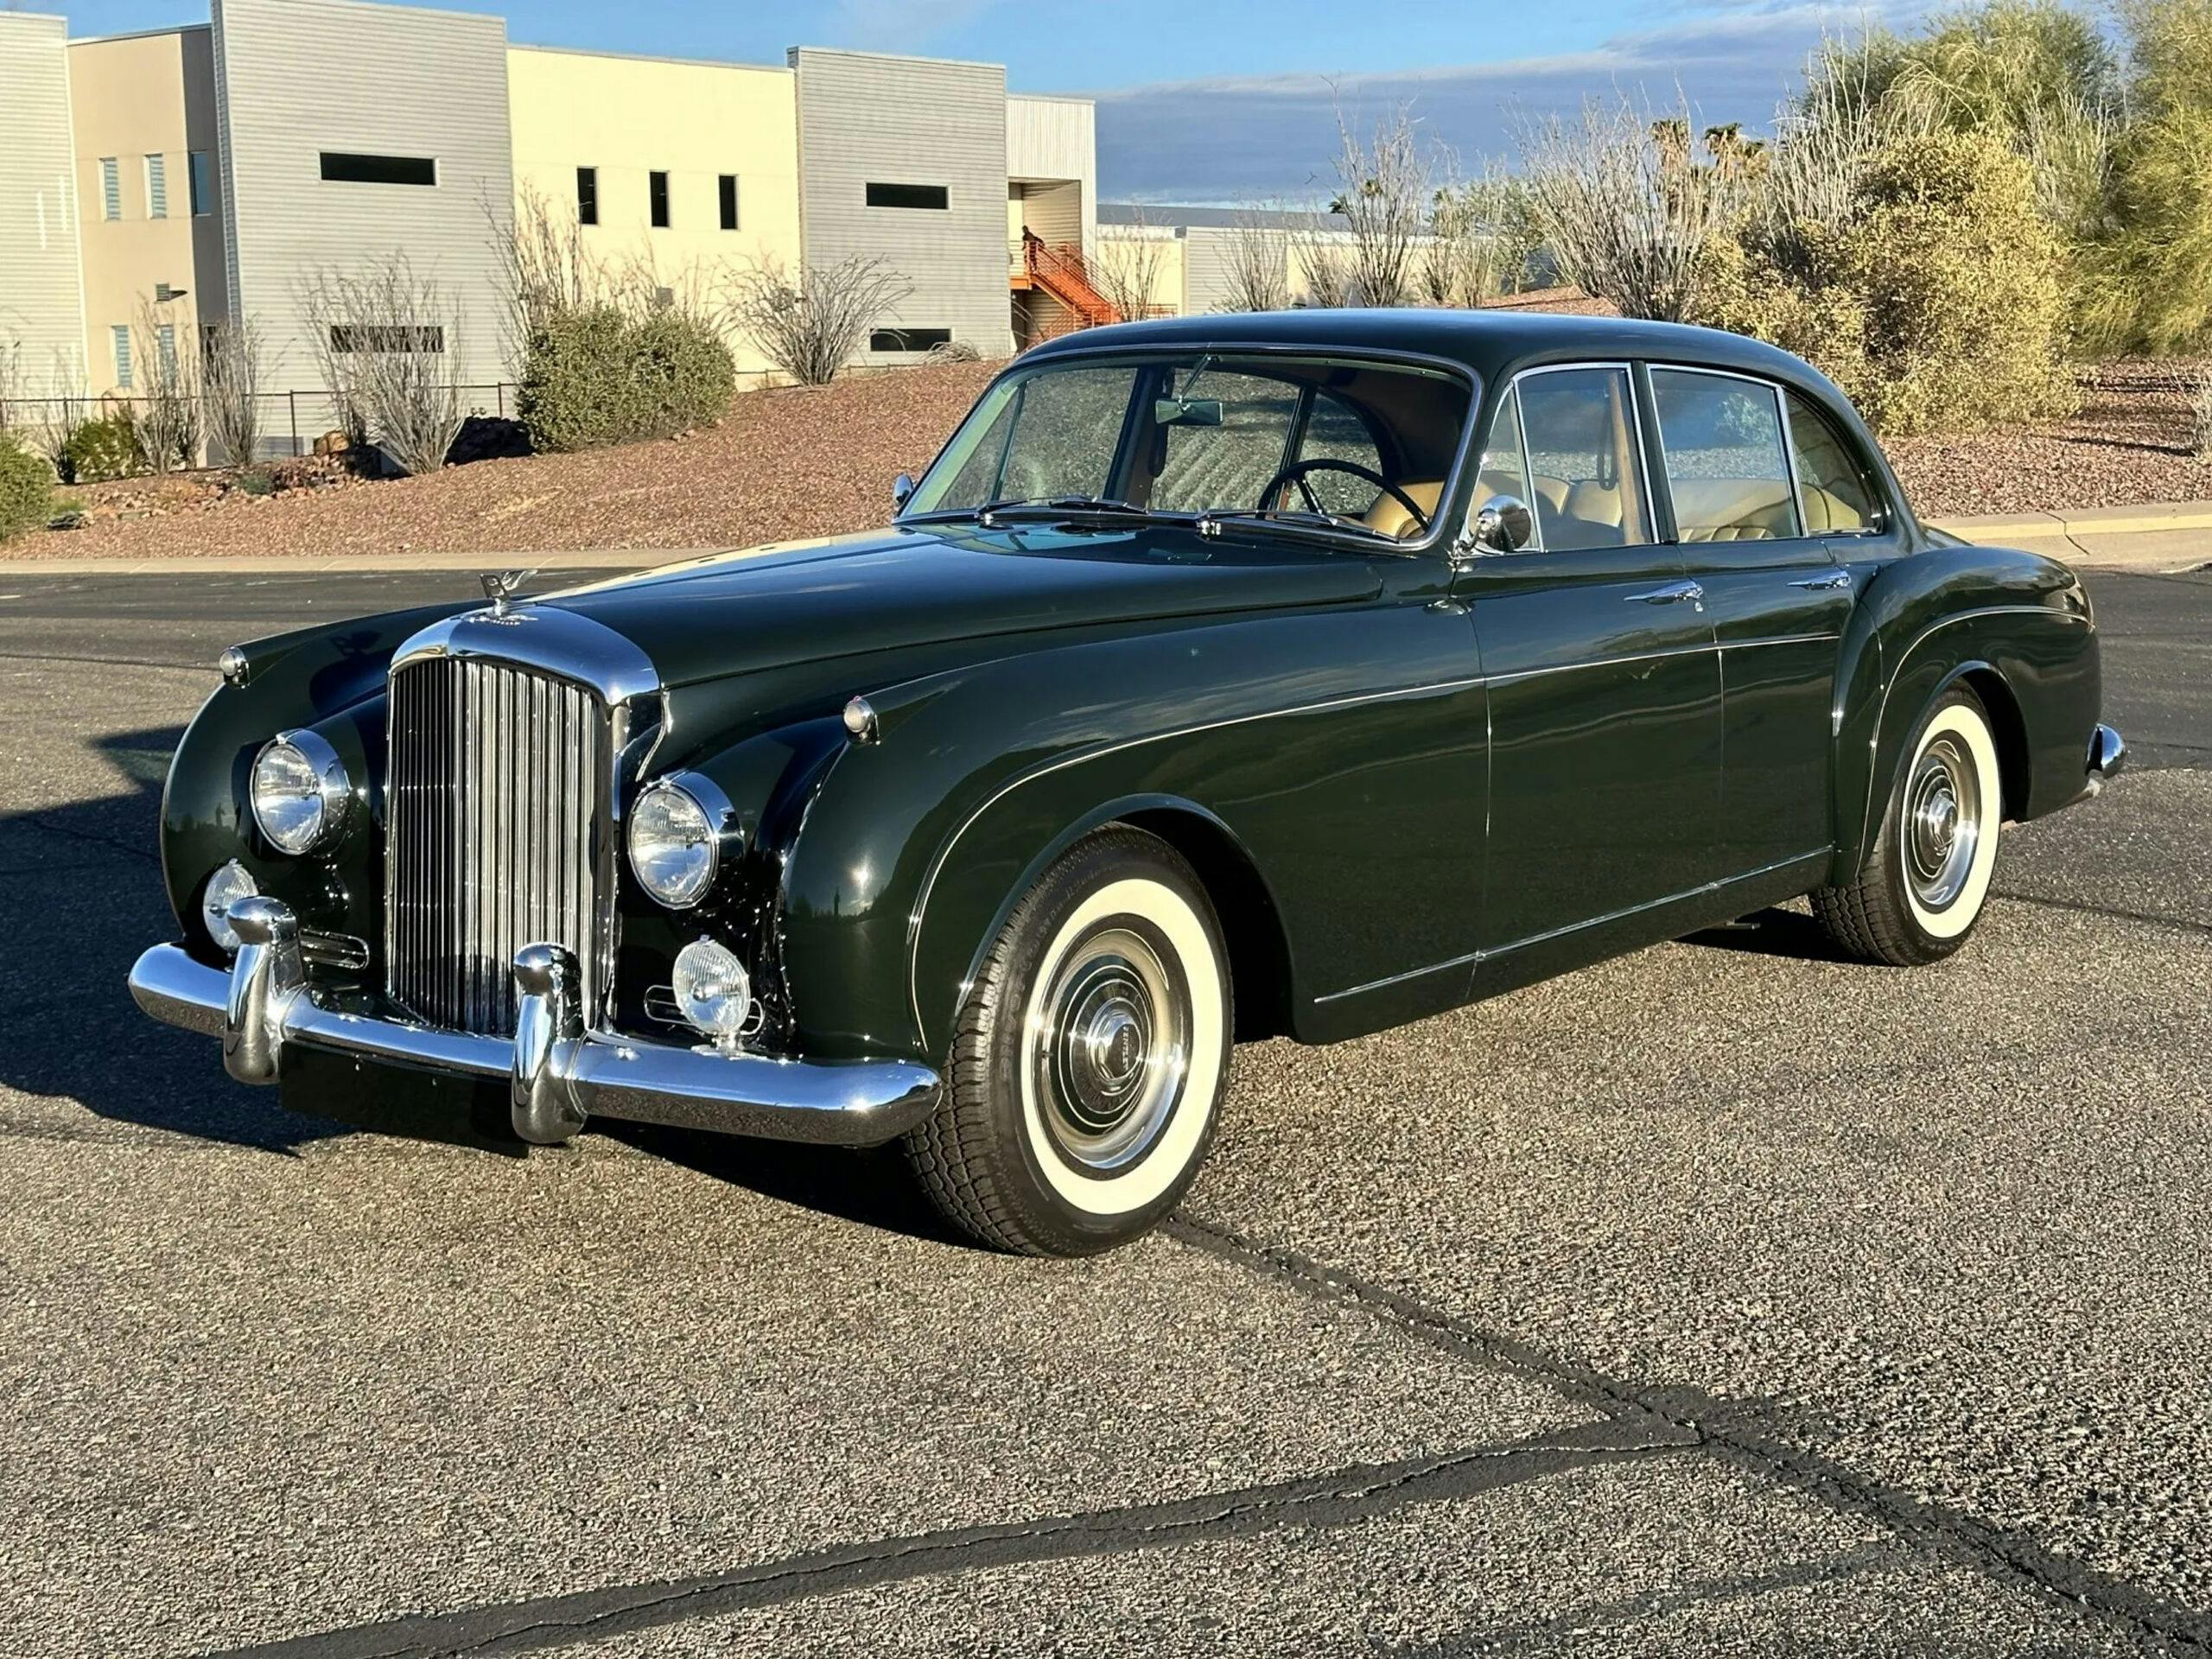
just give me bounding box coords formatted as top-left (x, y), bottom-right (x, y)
top-left (1021, 230), bottom-right (1120, 328)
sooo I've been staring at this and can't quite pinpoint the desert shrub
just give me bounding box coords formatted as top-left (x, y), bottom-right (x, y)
top-left (1694, 127), bottom-right (2072, 434)
top-left (0, 436), bottom-right (53, 540)
top-left (61, 412), bottom-right (145, 482)
top-left (518, 305), bottom-right (734, 454)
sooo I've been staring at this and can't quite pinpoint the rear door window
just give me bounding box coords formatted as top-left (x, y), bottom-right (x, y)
top-left (1650, 369), bottom-right (1801, 543)
top-left (1784, 391), bottom-right (1882, 533)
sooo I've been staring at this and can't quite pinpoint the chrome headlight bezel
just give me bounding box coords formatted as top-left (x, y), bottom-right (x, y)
top-left (627, 772), bottom-right (739, 910)
top-left (250, 729), bottom-right (352, 856)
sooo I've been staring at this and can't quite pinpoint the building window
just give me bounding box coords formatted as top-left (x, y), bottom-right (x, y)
top-left (718, 174), bottom-right (739, 231)
top-left (329, 324), bottom-right (444, 353)
top-left (111, 325), bottom-right (132, 389)
top-left (99, 157), bottom-right (121, 220)
top-left (871, 327), bottom-right (952, 353)
top-left (319, 152), bottom-right (437, 187)
top-left (866, 181), bottom-right (949, 210)
top-left (154, 282), bottom-right (175, 302)
top-left (576, 165), bottom-right (598, 226)
top-left (649, 170), bottom-right (670, 228)
top-left (156, 322), bottom-right (178, 376)
top-left (188, 150), bottom-right (213, 217)
top-left (144, 154), bottom-right (168, 219)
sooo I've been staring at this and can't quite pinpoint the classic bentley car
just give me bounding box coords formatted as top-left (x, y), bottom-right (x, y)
top-left (130, 309), bottom-right (2123, 1255)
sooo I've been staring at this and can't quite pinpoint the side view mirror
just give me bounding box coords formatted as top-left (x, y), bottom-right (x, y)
top-left (1471, 495), bottom-right (1534, 554)
top-left (892, 472), bottom-right (916, 512)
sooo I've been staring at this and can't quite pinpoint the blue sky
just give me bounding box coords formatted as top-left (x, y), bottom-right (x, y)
top-left (48, 0), bottom-right (1927, 202)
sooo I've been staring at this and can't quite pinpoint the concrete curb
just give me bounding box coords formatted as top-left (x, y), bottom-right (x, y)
top-left (3, 505), bottom-right (2207, 578)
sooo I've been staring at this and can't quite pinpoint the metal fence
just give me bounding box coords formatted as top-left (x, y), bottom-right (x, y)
top-left (0, 383), bottom-right (521, 463)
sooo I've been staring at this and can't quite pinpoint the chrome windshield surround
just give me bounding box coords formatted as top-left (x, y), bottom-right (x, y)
top-left (391, 602), bottom-right (660, 705)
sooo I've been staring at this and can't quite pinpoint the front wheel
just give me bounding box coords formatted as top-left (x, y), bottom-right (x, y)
top-left (1813, 685), bottom-right (2005, 965)
top-left (904, 827), bottom-right (1232, 1256)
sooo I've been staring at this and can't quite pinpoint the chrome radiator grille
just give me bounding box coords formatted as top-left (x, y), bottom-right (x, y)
top-left (385, 655), bottom-right (613, 1036)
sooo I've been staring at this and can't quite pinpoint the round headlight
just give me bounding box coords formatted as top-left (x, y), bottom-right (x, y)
top-left (673, 938), bottom-right (753, 1049)
top-left (627, 776), bottom-right (733, 908)
top-left (251, 729), bottom-right (350, 855)
top-left (202, 859), bottom-right (258, 954)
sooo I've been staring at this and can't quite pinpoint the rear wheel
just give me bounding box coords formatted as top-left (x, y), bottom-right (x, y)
top-left (904, 827), bottom-right (1231, 1256)
top-left (1813, 685), bottom-right (2004, 965)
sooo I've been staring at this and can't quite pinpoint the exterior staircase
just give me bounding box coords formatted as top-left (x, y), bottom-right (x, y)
top-left (1017, 229), bottom-right (1119, 331)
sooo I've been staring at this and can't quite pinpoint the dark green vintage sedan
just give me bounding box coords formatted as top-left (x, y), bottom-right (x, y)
top-left (130, 310), bottom-right (2123, 1255)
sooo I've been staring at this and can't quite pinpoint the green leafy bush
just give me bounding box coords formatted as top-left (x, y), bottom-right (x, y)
top-left (518, 306), bottom-right (735, 454)
top-left (0, 437), bottom-right (54, 541)
top-left (60, 412), bottom-right (145, 483)
top-left (1695, 128), bottom-right (2074, 435)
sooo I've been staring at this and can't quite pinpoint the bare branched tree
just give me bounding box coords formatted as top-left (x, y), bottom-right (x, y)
top-left (494, 184), bottom-right (612, 373)
top-left (296, 255), bottom-right (467, 474)
top-left (1518, 95), bottom-right (1744, 321)
top-left (1291, 221), bottom-right (1357, 308)
top-left (1091, 215), bottom-right (1173, 321)
top-left (200, 315), bottom-right (266, 467)
top-left (1217, 213), bottom-right (1292, 312)
top-left (724, 255), bottom-right (913, 385)
top-left (1325, 104), bottom-right (1432, 306)
top-left (133, 299), bottom-right (200, 473)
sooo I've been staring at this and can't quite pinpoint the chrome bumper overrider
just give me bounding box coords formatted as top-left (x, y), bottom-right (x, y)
top-left (126, 897), bottom-right (939, 1147)
top-left (2083, 722), bottom-right (2127, 798)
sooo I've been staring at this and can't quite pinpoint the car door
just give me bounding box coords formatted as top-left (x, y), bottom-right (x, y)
top-left (1456, 365), bottom-right (1725, 971)
top-left (1645, 366), bottom-right (1862, 876)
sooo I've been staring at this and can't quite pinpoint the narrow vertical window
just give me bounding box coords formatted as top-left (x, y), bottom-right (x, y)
top-left (188, 150), bottom-right (213, 217)
top-left (112, 325), bottom-right (132, 389)
top-left (649, 170), bottom-right (670, 229)
top-left (144, 154), bottom-right (168, 219)
top-left (718, 174), bottom-right (738, 231)
top-left (156, 322), bottom-right (178, 376)
top-left (575, 165), bottom-right (598, 226)
top-left (100, 157), bottom-right (121, 220)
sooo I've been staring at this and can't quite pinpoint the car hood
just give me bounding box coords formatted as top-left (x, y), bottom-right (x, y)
top-left (531, 522), bottom-right (1387, 690)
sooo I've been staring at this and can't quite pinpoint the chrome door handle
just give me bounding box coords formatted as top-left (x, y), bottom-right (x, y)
top-left (1626, 580), bottom-right (1704, 606)
top-left (1789, 569), bottom-right (1853, 590)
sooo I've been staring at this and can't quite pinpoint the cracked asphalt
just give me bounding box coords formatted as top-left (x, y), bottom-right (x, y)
top-left (0, 564), bottom-right (2204, 1657)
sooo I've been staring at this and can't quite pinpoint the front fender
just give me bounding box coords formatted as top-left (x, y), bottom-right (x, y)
top-left (1830, 546), bottom-right (2096, 883)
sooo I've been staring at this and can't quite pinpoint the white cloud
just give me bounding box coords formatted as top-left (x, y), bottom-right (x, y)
top-left (1092, 1), bottom-right (1928, 203)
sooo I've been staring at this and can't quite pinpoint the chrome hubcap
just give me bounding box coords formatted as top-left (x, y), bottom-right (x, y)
top-left (1031, 923), bottom-right (1188, 1173)
top-left (1904, 735), bottom-right (1980, 911)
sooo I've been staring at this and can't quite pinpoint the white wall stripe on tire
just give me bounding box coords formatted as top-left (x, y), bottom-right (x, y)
top-left (1902, 702), bottom-right (2002, 941)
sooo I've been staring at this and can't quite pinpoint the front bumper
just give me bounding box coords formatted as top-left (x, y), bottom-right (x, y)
top-left (127, 897), bottom-right (939, 1147)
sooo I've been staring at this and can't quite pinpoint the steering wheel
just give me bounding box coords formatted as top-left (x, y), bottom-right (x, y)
top-left (1258, 458), bottom-right (1430, 535)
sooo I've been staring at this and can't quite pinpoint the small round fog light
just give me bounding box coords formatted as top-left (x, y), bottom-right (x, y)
top-left (202, 859), bottom-right (258, 954)
top-left (673, 937), bottom-right (753, 1052)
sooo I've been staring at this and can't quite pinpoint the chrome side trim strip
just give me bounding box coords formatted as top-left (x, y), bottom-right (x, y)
top-left (1312, 849), bottom-right (1831, 1004)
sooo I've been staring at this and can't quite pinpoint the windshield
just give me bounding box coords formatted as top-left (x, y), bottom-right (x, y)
top-left (902, 352), bottom-right (1474, 544)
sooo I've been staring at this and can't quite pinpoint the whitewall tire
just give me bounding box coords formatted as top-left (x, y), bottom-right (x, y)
top-left (905, 827), bottom-right (1232, 1255)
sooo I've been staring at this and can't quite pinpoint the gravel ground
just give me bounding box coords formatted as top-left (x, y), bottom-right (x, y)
top-left (7, 350), bottom-right (2208, 567)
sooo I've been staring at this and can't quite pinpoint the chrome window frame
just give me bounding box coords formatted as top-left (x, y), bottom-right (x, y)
top-left (898, 342), bottom-right (1484, 560)
top-left (1645, 362), bottom-right (1806, 543)
top-left (1465, 359), bottom-right (1659, 556)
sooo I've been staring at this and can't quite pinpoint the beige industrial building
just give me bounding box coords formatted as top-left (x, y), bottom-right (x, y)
top-left (0, 0), bottom-right (1106, 442)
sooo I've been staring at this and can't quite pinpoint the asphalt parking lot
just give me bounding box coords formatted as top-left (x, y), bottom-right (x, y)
top-left (0, 564), bottom-right (2206, 1657)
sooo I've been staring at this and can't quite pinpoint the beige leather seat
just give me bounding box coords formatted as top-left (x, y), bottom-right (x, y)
top-left (1362, 480), bottom-right (1444, 540)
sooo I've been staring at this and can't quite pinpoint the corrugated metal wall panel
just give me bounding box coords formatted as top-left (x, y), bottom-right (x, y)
top-left (213, 0), bottom-right (514, 415)
top-left (791, 48), bottom-right (1012, 361)
top-left (0, 15), bottom-right (89, 394)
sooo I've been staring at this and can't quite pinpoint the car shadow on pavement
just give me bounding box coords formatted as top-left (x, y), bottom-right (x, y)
top-left (0, 724), bottom-right (354, 1154)
top-left (1677, 906), bottom-right (1866, 964)
top-left (596, 1121), bottom-right (974, 1248)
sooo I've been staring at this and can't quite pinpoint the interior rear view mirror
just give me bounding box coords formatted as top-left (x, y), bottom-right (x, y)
top-left (1154, 397), bottom-right (1224, 428)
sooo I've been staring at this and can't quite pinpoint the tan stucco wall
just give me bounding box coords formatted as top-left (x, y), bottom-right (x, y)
top-left (507, 45), bottom-right (801, 376)
top-left (68, 28), bottom-right (223, 395)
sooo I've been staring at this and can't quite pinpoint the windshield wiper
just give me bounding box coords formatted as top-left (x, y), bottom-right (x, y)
top-left (1196, 507), bottom-right (1398, 543)
top-left (970, 494), bottom-right (1154, 526)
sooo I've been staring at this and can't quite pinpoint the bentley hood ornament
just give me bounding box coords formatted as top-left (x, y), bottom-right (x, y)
top-left (479, 568), bottom-right (538, 618)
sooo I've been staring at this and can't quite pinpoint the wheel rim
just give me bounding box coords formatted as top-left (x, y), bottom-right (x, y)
top-left (1027, 921), bottom-right (1188, 1174)
top-left (1903, 733), bottom-right (1981, 913)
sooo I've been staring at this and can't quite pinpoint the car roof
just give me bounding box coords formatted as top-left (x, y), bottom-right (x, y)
top-left (1022, 307), bottom-right (1839, 401)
